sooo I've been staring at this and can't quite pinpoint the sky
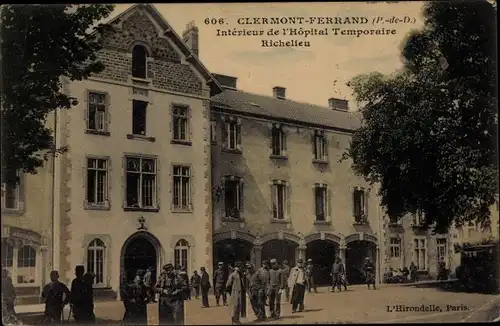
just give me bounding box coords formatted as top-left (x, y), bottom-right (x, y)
top-left (107, 2), bottom-right (425, 110)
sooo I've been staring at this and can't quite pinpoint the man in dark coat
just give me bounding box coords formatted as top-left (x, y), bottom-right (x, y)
top-left (268, 259), bottom-right (285, 319)
top-left (190, 270), bottom-right (201, 299)
top-left (122, 269), bottom-right (148, 324)
top-left (409, 262), bottom-right (418, 282)
top-left (82, 272), bottom-right (95, 321)
top-left (42, 270), bottom-right (71, 323)
top-left (199, 267), bottom-right (211, 308)
top-left (281, 260), bottom-right (291, 302)
top-left (213, 262), bottom-right (228, 306)
top-left (331, 257), bottom-right (345, 292)
top-left (70, 265), bottom-right (87, 321)
top-left (254, 260), bottom-right (270, 321)
top-left (437, 257), bottom-right (447, 280)
top-left (363, 257), bottom-right (376, 289)
top-left (178, 267), bottom-right (191, 300)
top-left (156, 263), bottom-right (189, 325)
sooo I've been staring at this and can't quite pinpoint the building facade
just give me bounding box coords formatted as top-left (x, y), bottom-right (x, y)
top-left (210, 77), bottom-right (387, 285)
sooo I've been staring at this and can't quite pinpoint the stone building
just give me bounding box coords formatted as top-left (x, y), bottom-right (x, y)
top-left (210, 76), bottom-right (385, 285)
top-left (1, 166), bottom-right (52, 304)
top-left (1, 3), bottom-right (223, 301)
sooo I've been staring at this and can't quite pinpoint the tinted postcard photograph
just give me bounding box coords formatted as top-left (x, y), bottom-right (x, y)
top-left (1, 1), bottom-right (498, 325)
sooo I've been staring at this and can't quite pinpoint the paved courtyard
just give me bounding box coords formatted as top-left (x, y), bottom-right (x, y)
top-left (17, 285), bottom-right (500, 325)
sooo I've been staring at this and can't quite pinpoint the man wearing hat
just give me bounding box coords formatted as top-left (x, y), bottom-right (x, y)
top-left (199, 267), bottom-right (211, 308)
top-left (225, 261), bottom-right (246, 324)
top-left (245, 262), bottom-right (260, 318)
top-left (155, 263), bottom-right (189, 324)
top-left (363, 257), bottom-right (376, 290)
top-left (288, 259), bottom-right (306, 313)
top-left (213, 262), bottom-right (228, 306)
top-left (305, 259), bottom-right (317, 293)
top-left (268, 259), bottom-right (285, 319)
top-left (281, 260), bottom-right (291, 301)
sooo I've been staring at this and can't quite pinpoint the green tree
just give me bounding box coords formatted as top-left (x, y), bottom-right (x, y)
top-left (1, 4), bottom-right (114, 185)
top-left (343, 1), bottom-right (497, 233)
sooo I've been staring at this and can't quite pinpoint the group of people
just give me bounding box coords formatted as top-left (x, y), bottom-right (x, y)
top-left (2, 266), bottom-right (95, 325)
top-left (384, 257), bottom-right (448, 284)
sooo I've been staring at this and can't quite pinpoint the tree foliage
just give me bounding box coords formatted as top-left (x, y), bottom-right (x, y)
top-left (1, 4), bottom-right (115, 185)
top-left (343, 1), bottom-right (497, 233)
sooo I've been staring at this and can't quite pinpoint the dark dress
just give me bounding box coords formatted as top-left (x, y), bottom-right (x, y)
top-left (70, 277), bottom-right (88, 321)
top-left (200, 271), bottom-right (211, 307)
top-left (122, 281), bottom-right (148, 324)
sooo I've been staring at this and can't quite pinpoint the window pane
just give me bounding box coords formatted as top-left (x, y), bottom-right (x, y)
top-left (97, 170), bottom-right (106, 203)
top-left (127, 158), bottom-right (140, 172)
top-left (173, 176), bottom-right (180, 206)
top-left (126, 173), bottom-right (140, 207)
top-left (142, 174), bottom-right (155, 207)
top-left (4, 184), bottom-right (18, 209)
top-left (132, 101), bottom-right (147, 135)
top-left (181, 177), bottom-right (189, 207)
top-left (132, 45), bottom-right (147, 78)
top-left (1, 243), bottom-right (13, 267)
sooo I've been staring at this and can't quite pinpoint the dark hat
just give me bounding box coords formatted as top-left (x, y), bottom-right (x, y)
top-left (262, 260), bottom-right (269, 265)
top-left (234, 261), bottom-right (241, 267)
top-left (200, 267), bottom-right (206, 271)
top-left (136, 269), bottom-right (145, 277)
top-left (245, 262), bottom-right (252, 268)
top-left (163, 263), bottom-right (174, 271)
top-left (297, 259), bottom-right (303, 263)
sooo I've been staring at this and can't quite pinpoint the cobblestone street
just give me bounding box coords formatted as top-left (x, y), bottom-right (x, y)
top-left (17, 285), bottom-right (500, 324)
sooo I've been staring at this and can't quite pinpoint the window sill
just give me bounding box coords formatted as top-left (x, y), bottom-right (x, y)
top-left (171, 139), bottom-right (192, 146)
top-left (84, 201), bottom-right (110, 211)
top-left (171, 207), bottom-right (193, 213)
top-left (270, 154), bottom-right (288, 160)
top-left (123, 207), bottom-right (160, 212)
top-left (2, 208), bottom-right (24, 215)
top-left (271, 218), bottom-right (290, 224)
top-left (15, 283), bottom-right (40, 288)
top-left (221, 217), bottom-right (244, 222)
top-left (93, 285), bottom-right (112, 290)
top-left (314, 220), bottom-right (331, 225)
top-left (85, 130), bottom-right (110, 136)
top-left (127, 134), bottom-right (156, 142)
top-left (222, 148), bottom-right (242, 154)
top-left (131, 76), bottom-right (153, 84)
top-left (312, 159), bottom-right (329, 164)
top-left (353, 221), bottom-right (369, 226)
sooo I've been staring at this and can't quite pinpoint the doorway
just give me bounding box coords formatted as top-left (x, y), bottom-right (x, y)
top-left (306, 240), bottom-right (338, 285)
top-left (122, 235), bottom-right (158, 284)
top-left (213, 239), bottom-right (252, 271)
top-left (345, 240), bottom-right (376, 285)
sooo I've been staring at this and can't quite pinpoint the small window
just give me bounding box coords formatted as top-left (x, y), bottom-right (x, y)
top-left (87, 92), bottom-right (107, 132)
top-left (313, 133), bottom-right (327, 160)
top-left (132, 45), bottom-right (148, 79)
top-left (389, 238), bottom-right (401, 258)
top-left (353, 189), bottom-right (366, 222)
top-left (222, 119), bottom-right (241, 151)
top-left (224, 177), bottom-right (243, 218)
top-left (172, 106), bottom-right (189, 141)
top-left (271, 181), bottom-right (287, 220)
top-left (173, 166), bottom-right (191, 210)
top-left (314, 184), bottom-right (327, 221)
top-left (132, 100), bottom-right (147, 136)
top-left (2, 171), bottom-right (20, 210)
top-left (271, 126), bottom-right (285, 156)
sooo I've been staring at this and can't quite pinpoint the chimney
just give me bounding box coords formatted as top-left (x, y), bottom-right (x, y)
top-left (182, 21), bottom-right (199, 57)
top-left (273, 86), bottom-right (286, 99)
top-left (213, 73), bottom-right (237, 90)
top-left (328, 97), bottom-right (348, 112)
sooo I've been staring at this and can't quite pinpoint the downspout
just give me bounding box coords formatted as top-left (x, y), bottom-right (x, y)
top-left (51, 108), bottom-right (60, 272)
top-left (377, 203), bottom-right (382, 284)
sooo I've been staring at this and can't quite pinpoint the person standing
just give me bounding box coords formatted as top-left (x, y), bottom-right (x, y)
top-left (409, 262), bottom-right (418, 283)
top-left (122, 269), bottom-right (149, 324)
top-left (363, 257), bottom-right (376, 290)
top-left (437, 257), bottom-right (447, 280)
top-left (70, 265), bottom-right (87, 321)
top-left (179, 267), bottom-right (191, 300)
top-left (305, 259), bottom-right (317, 293)
top-left (199, 267), bottom-right (211, 308)
top-left (156, 263), bottom-right (189, 325)
top-left (245, 263), bottom-right (259, 318)
top-left (331, 257), bottom-right (345, 292)
top-left (190, 270), bottom-right (201, 300)
top-left (340, 259), bottom-right (348, 291)
top-left (268, 259), bottom-right (284, 319)
top-left (2, 269), bottom-right (20, 325)
top-left (281, 260), bottom-right (291, 302)
top-left (225, 261), bottom-right (245, 325)
top-left (288, 259), bottom-right (307, 313)
top-left (144, 267), bottom-right (156, 303)
top-left (254, 260), bottom-right (270, 321)
top-left (42, 270), bottom-right (71, 323)
top-left (82, 272), bottom-right (96, 321)
top-left (213, 262), bottom-right (228, 306)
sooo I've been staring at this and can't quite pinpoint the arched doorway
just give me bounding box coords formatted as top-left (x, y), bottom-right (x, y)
top-left (122, 234), bottom-right (158, 284)
top-left (306, 240), bottom-right (339, 285)
top-left (262, 239), bottom-right (298, 267)
top-left (345, 240), bottom-right (377, 285)
top-left (214, 239), bottom-right (253, 270)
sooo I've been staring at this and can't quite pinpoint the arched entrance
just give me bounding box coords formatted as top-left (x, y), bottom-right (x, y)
top-left (213, 239), bottom-right (253, 270)
top-left (306, 240), bottom-right (339, 285)
top-left (346, 240), bottom-right (377, 285)
top-left (121, 232), bottom-right (159, 284)
top-left (262, 239), bottom-right (298, 267)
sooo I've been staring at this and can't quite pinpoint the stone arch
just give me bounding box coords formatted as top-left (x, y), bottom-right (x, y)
top-left (128, 40), bottom-right (153, 57)
top-left (345, 233), bottom-right (378, 245)
top-left (259, 232), bottom-right (301, 245)
top-left (120, 231), bottom-right (165, 284)
top-left (304, 232), bottom-right (341, 245)
top-left (213, 230), bottom-right (256, 244)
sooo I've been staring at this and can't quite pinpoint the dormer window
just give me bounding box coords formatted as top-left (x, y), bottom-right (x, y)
top-left (132, 45), bottom-right (148, 79)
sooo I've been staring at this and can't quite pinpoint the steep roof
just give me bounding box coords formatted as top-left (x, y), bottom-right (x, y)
top-left (103, 4), bottom-right (223, 96)
top-left (211, 88), bottom-right (362, 132)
